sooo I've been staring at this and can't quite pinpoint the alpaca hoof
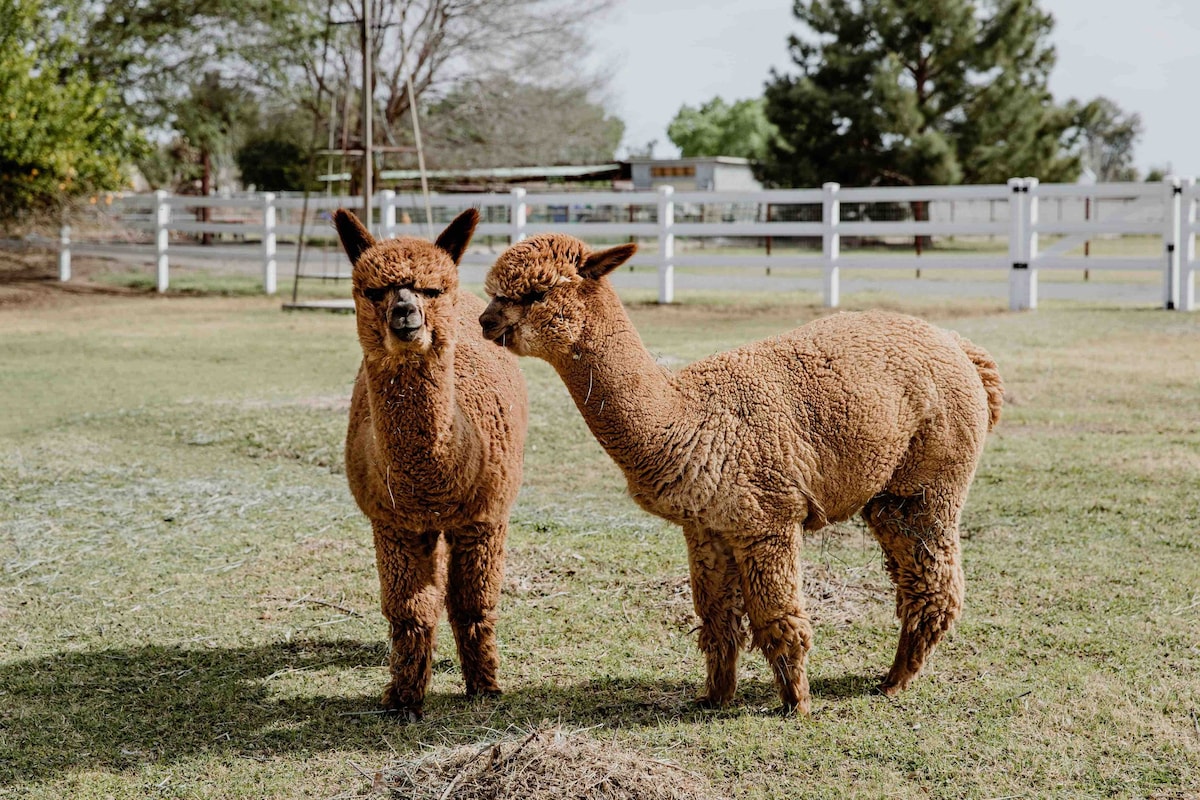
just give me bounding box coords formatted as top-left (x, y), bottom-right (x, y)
top-left (466, 686), bottom-right (502, 700)
top-left (878, 677), bottom-right (908, 697)
top-left (693, 694), bottom-right (730, 710)
top-left (386, 706), bottom-right (424, 723)
top-left (381, 685), bottom-right (424, 720)
top-left (779, 697), bottom-right (812, 716)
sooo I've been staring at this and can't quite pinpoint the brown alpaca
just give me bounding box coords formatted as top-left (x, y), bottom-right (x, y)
top-left (335, 208), bottom-right (527, 720)
top-left (479, 235), bottom-right (1003, 715)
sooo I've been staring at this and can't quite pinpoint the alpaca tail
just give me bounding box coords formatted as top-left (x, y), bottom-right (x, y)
top-left (956, 335), bottom-right (1004, 431)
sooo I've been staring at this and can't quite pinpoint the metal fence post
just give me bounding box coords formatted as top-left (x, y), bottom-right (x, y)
top-left (380, 190), bottom-right (397, 239)
top-left (58, 223), bottom-right (70, 282)
top-left (154, 189), bottom-right (170, 293)
top-left (1163, 176), bottom-right (1182, 310)
top-left (510, 187), bottom-right (527, 244)
top-left (262, 192), bottom-right (277, 295)
top-left (1180, 177), bottom-right (1196, 312)
top-left (656, 185), bottom-right (675, 304)
top-left (822, 182), bottom-right (840, 308)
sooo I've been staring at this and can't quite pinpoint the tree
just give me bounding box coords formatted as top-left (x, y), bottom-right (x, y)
top-left (0, 0), bottom-right (144, 218)
top-left (760, 0), bottom-right (1081, 188)
top-left (53, 0), bottom-right (319, 129)
top-left (1065, 97), bottom-right (1142, 182)
top-left (420, 77), bottom-right (624, 168)
top-left (666, 97), bottom-right (778, 161)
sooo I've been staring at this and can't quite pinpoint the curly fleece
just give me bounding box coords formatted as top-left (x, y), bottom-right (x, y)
top-left (481, 234), bottom-right (1003, 714)
top-left (336, 209), bottom-right (527, 719)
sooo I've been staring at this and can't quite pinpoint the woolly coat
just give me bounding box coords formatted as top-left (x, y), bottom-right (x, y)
top-left (479, 233), bottom-right (1003, 712)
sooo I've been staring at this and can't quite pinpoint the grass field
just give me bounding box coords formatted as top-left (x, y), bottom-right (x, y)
top-left (1, 282), bottom-right (1198, 799)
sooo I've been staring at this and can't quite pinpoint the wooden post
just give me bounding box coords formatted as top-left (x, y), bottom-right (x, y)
top-left (657, 185), bottom-right (675, 304)
top-left (1162, 175), bottom-right (1182, 310)
top-left (381, 190), bottom-right (397, 239)
top-left (154, 190), bottom-right (170, 293)
top-left (822, 182), bottom-right (840, 308)
top-left (1007, 178), bottom-right (1034, 311)
top-left (262, 192), bottom-right (277, 295)
top-left (1179, 177), bottom-right (1196, 312)
top-left (58, 223), bottom-right (70, 282)
top-left (510, 187), bottom-right (527, 244)
top-left (360, 0), bottom-right (373, 231)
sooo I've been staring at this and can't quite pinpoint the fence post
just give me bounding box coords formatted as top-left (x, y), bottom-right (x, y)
top-left (1162, 176), bottom-right (1182, 310)
top-left (656, 185), bottom-right (675, 304)
top-left (821, 182), bottom-right (840, 308)
top-left (58, 223), bottom-right (71, 282)
top-left (154, 189), bottom-right (170, 293)
top-left (262, 192), bottom-right (277, 295)
top-left (380, 190), bottom-right (397, 239)
top-left (1007, 178), bottom-right (1034, 310)
top-left (510, 187), bottom-right (527, 244)
top-left (1179, 177), bottom-right (1196, 312)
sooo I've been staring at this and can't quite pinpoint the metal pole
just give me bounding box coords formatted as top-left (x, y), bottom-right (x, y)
top-left (361, 0), bottom-right (373, 230)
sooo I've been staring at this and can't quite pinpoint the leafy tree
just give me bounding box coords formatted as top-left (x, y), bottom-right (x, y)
top-left (0, 0), bottom-right (144, 218)
top-left (173, 73), bottom-right (260, 193)
top-left (1065, 96), bottom-right (1142, 182)
top-left (761, 0), bottom-right (1081, 188)
top-left (666, 97), bottom-right (778, 161)
top-left (236, 110), bottom-right (318, 191)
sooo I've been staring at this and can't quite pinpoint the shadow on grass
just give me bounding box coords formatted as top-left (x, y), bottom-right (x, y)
top-left (1, 639), bottom-right (883, 786)
top-left (1, 639), bottom-right (889, 786)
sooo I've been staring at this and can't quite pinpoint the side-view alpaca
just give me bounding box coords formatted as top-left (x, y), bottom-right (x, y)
top-left (335, 208), bottom-right (527, 720)
top-left (479, 235), bottom-right (1002, 715)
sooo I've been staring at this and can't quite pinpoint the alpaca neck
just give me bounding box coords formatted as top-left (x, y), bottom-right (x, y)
top-left (550, 284), bottom-right (689, 478)
top-left (363, 344), bottom-right (479, 484)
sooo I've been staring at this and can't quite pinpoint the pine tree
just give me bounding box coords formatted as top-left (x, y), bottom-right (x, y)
top-left (760, 0), bottom-right (1081, 187)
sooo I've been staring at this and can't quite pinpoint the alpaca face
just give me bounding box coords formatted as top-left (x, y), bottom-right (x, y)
top-left (480, 234), bottom-right (636, 358)
top-left (333, 208), bottom-right (480, 357)
top-left (354, 267), bottom-right (453, 355)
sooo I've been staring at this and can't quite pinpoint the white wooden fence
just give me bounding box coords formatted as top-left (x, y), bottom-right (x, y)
top-left (56, 178), bottom-right (1199, 311)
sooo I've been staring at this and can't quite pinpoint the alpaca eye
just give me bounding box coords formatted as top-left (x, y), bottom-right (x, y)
top-left (420, 287), bottom-right (443, 299)
top-left (362, 287), bottom-right (388, 303)
top-left (524, 290), bottom-right (546, 304)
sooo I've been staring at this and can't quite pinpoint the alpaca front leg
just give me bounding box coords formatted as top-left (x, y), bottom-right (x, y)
top-left (444, 522), bottom-right (507, 698)
top-left (373, 525), bottom-right (445, 719)
top-left (683, 526), bottom-right (745, 707)
top-left (733, 529), bottom-right (813, 715)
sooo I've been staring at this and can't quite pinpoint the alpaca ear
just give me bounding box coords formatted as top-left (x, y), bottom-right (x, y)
top-left (332, 208), bottom-right (375, 265)
top-left (434, 208), bottom-right (480, 265)
top-left (580, 243), bottom-right (637, 280)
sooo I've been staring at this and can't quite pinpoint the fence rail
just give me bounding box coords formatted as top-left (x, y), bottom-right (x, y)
top-left (55, 177), bottom-right (1199, 311)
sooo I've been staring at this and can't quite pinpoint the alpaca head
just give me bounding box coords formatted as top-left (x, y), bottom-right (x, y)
top-left (333, 208), bottom-right (479, 357)
top-left (479, 233), bottom-right (636, 358)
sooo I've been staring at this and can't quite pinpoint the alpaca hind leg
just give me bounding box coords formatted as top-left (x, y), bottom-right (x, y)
top-left (732, 528), bottom-right (813, 714)
top-left (864, 492), bottom-right (965, 696)
top-left (373, 525), bottom-right (446, 719)
top-left (444, 522), bottom-right (507, 698)
top-left (683, 526), bottom-right (745, 707)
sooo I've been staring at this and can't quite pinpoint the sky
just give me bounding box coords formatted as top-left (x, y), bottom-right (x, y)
top-left (588, 0), bottom-right (1200, 178)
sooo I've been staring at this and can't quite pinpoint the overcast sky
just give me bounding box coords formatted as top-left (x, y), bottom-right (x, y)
top-left (589, 0), bottom-right (1200, 178)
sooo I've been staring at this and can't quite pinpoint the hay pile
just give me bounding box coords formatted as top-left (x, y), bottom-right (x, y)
top-left (374, 727), bottom-right (726, 799)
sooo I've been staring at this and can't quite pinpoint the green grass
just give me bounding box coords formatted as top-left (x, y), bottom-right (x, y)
top-left (1, 289), bottom-right (1198, 799)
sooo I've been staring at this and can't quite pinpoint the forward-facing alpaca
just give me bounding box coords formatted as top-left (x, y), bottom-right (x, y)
top-left (479, 236), bottom-right (1002, 715)
top-left (335, 208), bottom-right (527, 720)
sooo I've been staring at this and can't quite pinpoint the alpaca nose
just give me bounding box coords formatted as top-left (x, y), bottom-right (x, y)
top-left (389, 289), bottom-right (423, 332)
top-left (478, 304), bottom-right (504, 341)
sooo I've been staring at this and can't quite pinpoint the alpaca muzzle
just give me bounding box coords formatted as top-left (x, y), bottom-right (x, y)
top-left (389, 290), bottom-right (424, 341)
top-left (478, 303), bottom-right (510, 345)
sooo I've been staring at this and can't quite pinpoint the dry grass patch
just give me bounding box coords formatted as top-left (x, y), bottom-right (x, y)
top-left (373, 726), bottom-right (725, 800)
